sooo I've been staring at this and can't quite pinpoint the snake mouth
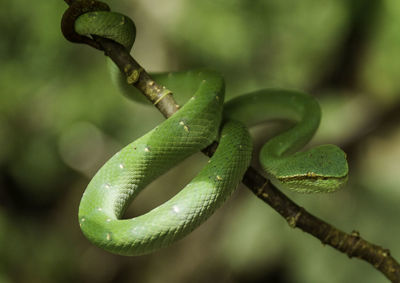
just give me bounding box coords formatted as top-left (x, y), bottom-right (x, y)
top-left (275, 173), bottom-right (349, 193)
top-left (278, 172), bottom-right (349, 182)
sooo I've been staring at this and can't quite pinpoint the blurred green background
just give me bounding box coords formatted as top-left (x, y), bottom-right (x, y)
top-left (1, 0), bottom-right (400, 282)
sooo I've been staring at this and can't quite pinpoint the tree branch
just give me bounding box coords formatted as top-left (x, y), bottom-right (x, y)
top-left (62, 2), bottom-right (400, 282)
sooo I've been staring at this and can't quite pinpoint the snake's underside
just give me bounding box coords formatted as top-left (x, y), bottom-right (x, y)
top-left (69, 6), bottom-right (348, 256)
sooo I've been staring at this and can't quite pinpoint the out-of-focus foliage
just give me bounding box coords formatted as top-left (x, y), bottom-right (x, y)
top-left (0, 0), bottom-right (399, 282)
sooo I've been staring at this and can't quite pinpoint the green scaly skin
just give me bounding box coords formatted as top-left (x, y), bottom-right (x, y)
top-left (74, 10), bottom-right (348, 256)
top-left (224, 90), bottom-right (348, 193)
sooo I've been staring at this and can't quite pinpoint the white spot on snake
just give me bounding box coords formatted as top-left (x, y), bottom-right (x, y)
top-left (119, 163), bottom-right (124, 169)
top-left (216, 175), bottom-right (223, 181)
top-left (190, 96), bottom-right (195, 100)
top-left (97, 207), bottom-right (103, 211)
top-left (131, 226), bottom-right (145, 234)
top-left (144, 147), bottom-right (150, 152)
top-left (179, 121), bottom-right (190, 132)
top-left (172, 205), bottom-right (180, 213)
top-left (104, 183), bottom-right (111, 189)
top-left (106, 218), bottom-right (111, 222)
top-left (81, 217), bottom-right (86, 222)
top-left (106, 233), bottom-right (111, 241)
top-left (119, 16), bottom-right (125, 25)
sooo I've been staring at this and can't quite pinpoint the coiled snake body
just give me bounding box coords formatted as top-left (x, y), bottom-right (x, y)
top-left (67, 6), bottom-right (348, 256)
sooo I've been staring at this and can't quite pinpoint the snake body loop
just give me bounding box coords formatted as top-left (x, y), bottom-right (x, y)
top-left (61, 0), bottom-right (112, 50)
top-left (72, 7), bottom-right (348, 255)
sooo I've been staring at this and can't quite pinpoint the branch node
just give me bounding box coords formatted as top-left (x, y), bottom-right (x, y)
top-left (347, 231), bottom-right (362, 258)
top-left (126, 67), bottom-right (143, 85)
top-left (286, 209), bottom-right (302, 228)
top-left (255, 182), bottom-right (269, 198)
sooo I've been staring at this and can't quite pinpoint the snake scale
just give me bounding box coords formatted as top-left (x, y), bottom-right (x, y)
top-left (62, 1), bottom-right (348, 256)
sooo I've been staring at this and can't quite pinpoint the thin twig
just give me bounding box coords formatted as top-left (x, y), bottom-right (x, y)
top-left (62, 2), bottom-right (400, 282)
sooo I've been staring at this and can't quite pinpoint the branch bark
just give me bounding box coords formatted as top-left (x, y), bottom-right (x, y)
top-left (62, 1), bottom-right (400, 281)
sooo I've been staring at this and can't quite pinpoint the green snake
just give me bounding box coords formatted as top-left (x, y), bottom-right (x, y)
top-left (63, 2), bottom-right (348, 256)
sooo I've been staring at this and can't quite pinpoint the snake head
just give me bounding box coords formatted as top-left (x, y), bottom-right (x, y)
top-left (265, 145), bottom-right (349, 193)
